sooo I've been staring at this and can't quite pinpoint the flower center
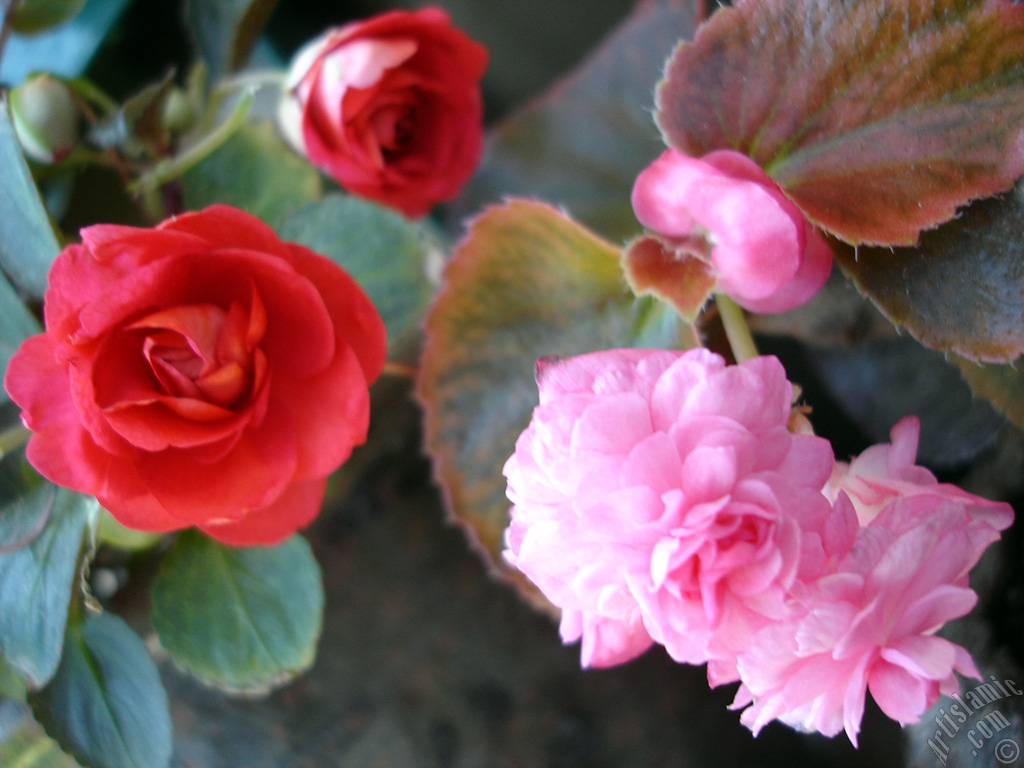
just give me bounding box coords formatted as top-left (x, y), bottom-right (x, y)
top-left (131, 291), bottom-right (267, 409)
top-left (371, 103), bottom-right (416, 155)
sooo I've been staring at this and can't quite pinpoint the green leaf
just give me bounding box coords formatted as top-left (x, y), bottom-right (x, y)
top-left (745, 268), bottom-right (900, 348)
top-left (0, 447), bottom-right (38, 507)
top-left (185, 0), bottom-right (282, 78)
top-left (0, 0), bottom-right (133, 84)
top-left (181, 120), bottom-right (322, 230)
top-left (29, 613), bottom-right (172, 768)
top-left (417, 200), bottom-right (697, 598)
top-left (657, 0), bottom-right (1024, 246)
top-left (805, 338), bottom-right (1005, 468)
top-left (0, 486), bottom-right (93, 690)
top-left (0, 270), bottom-right (42, 407)
top-left (952, 355), bottom-right (1024, 432)
top-left (0, 699), bottom-right (84, 768)
top-left (8, 0), bottom-right (88, 34)
top-left (0, 96), bottom-right (61, 299)
top-left (152, 531), bottom-right (323, 694)
top-left (277, 194), bottom-right (437, 357)
top-left (833, 181), bottom-right (1024, 362)
top-left (449, 0), bottom-right (698, 243)
top-left (0, 653), bottom-right (28, 699)
top-left (0, 452), bottom-right (46, 546)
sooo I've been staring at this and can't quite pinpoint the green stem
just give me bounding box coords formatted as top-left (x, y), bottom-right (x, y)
top-left (138, 182), bottom-right (165, 222)
top-left (213, 69), bottom-right (287, 94)
top-left (0, 423), bottom-right (30, 458)
top-left (715, 293), bottom-right (759, 363)
top-left (129, 88), bottom-right (255, 197)
top-left (66, 76), bottom-right (119, 114)
top-left (199, 69), bottom-right (285, 133)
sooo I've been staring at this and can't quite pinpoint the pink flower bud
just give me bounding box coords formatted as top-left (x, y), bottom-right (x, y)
top-left (631, 149), bottom-right (832, 313)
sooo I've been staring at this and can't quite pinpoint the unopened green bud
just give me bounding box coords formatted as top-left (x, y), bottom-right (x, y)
top-left (9, 74), bottom-right (81, 164)
top-left (161, 87), bottom-right (195, 135)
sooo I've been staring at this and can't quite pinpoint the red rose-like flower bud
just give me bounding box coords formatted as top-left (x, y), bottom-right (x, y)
top-left (279, 7), bottom-right (488, 218)
top-left (4, 206), bottom-right (386, 546)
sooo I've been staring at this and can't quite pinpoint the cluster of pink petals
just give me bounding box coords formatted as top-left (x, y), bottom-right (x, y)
top-left (503, 348), bottom-right (835, 669)
top-left (827, 416), bottom-right (1014, 531)
top-left (503, 349), bottom-right (1013, 744)
top-left (732, 417), bottom-right (1013, 744)
top-left (631, 148), bottom-right (832, 314)
top-left (734, 495), bottom-right (1000, 745)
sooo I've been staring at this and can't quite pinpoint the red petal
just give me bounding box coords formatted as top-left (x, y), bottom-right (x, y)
top-left (101, 398), bottom-right (245, 450)
top-left (43, 244), bottom-right (111, 339)
top-left (196, 362), bottom-right (249, 406)
top-left (335, 7), bottom-right (488, 82)
top-left (100, 493), bottom-right (187, 534)
top-left (284, 243), bottom-right (386, 383)
top-left (130, 303), bottom-right (228, 368)
top-left (159, 206), bottom-right (291, 260)
top-left (78, 247), bottom-right (336, 380)
top-left (6, 335), bottom-right (113, 489)
top-left (80, 225), bottom-right (210, 268)
top-left (86, 328), bottom-right (250, 450)
top-left (200, 249), bottom-right (337, 378)
top-left (42, 237), bottom-right (189, 342)
top-left (198, 477), bottom-right (328, 546)
top-left (134, 405), bottom-right (298, 522)
top-left (279, 342), bottom-right (370, 481)
top-left (75, 256), bottom-right (193, 342)
top-left (4, 337), bottom-right (188, 526)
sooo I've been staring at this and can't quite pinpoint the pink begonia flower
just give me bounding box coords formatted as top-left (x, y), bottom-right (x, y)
top-left (631, 148), bottom-right (832, 314)
top-left (827, 416), bottom-right (1015, 530)
top-left (733, 494), bottom-right (1007, 746)
top-left (502, 348), bottom-right (834, 670)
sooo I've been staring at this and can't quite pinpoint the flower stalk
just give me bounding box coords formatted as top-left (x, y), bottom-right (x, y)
top-left (715, 293), bottom-right (758, 362)
top-left (129, 88), bottom-right (255, 202)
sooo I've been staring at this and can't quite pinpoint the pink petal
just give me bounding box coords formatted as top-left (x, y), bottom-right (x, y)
top-left (886, 416), bottom-right (922, 477)
top-left (880, 635), bottom-right (957, 680)
top-left (630, 149), bottom-right (704, 237)
top-left (735, 222), bottom-right (832, 314)
top-left (867, 661), bottom-right (931, 725)
top-left (896, 584), bottom-right (978, 636)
